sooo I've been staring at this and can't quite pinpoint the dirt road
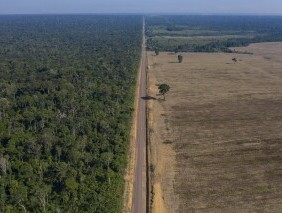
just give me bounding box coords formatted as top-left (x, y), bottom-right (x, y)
top-left (132, 18), bottom-right (147, 213)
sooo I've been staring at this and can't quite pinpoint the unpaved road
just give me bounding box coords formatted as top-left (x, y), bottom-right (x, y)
top-left (132, 18), bottom-right (147, 213)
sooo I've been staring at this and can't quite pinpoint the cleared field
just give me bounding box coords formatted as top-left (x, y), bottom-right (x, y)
top-left (147, 42), bottom-right (282, 212)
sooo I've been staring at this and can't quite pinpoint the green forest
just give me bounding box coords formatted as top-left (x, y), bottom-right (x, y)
top-left (146, 15), bottom-right (282, 52)
top-left (0, 15), bottom-right (142, 212)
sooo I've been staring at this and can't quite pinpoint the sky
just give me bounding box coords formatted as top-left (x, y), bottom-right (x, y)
top-left (0, 0), bottom-right (282, 15)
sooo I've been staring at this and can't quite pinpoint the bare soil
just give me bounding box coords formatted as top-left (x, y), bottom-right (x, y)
top-left (123, 43), bottom-right (143, 213)
top-left (147, 42), bottom-right (282, 212)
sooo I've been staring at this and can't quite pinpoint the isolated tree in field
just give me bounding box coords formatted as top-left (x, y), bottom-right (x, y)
top-left (232, 57), bottom-right (237, 63)
top-left (154, 49), bottom-right (159, 56)
top-left (178, 54), bottom-right (183, 63)
top-left (158, 84), bottom-right (170, 100)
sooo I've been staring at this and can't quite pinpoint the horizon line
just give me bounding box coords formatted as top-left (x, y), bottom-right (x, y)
top-left (0, 12), bottom-right (282, 16)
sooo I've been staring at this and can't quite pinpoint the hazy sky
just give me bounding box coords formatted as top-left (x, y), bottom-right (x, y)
top-left (0, 0), bottom-right (282, 15)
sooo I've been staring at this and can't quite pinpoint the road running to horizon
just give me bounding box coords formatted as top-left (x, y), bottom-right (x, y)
top-left (132, 18), bottom-right (147, 213)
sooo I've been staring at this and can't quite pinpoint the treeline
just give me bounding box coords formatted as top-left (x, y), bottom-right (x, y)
top-left (0, 15), bottom-right (142, 212)
top-left (146, 15), bottom-right (282, 52)
top-left (194, 33), bottom-right (282, 53)
top-left (148, 34), bottom-right (282, 53)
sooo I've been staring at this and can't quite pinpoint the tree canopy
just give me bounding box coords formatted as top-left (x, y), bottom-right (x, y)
top-left (0, 15), bottom-right (142, 212)
top-left (158, 84), bottom-right (170, 100)
top-left (178, 55), bottom-right (183, 63)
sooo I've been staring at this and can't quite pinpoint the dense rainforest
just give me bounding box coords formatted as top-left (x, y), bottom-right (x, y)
top-left (146, 15), bottom-right (282, 52)
top-left (0, 15), bottom-right (142, 212)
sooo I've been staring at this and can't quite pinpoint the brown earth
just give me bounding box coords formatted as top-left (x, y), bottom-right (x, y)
top-left (147, 42), bottom-right (282, 212)
top-left (123, 39), bottom-right (140, 213)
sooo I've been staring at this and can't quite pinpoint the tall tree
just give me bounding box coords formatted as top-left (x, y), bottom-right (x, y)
top-left (178, 54), bottom-right (183, 63)
top-left (154, 49), bottom-right (160, 56)
top-left (158, 84), bottom-right (170, 100)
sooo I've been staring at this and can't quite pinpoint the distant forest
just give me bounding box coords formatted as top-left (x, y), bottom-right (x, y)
top-left (0, 15), bottom-right (142, 212)
top-left (146, 15), bottom-right (282, 52)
